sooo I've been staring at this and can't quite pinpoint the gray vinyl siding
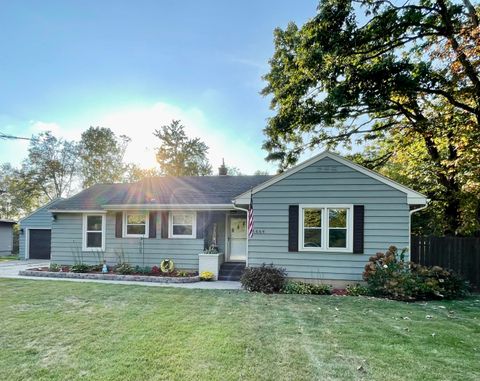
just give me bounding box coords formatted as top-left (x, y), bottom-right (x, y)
top-left (0, 225), bottom-right (13, 255)
top-left (51, 212), bottom-right (204, 269)
top-left (18, 201), bottom-right (58, 259)
top-left (248, 157), bottom-right (410, 281)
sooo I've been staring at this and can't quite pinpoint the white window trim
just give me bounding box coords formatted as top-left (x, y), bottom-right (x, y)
top-left (122, 211), bottom-right (149, 238)
top-left (82, 213), bottom-right (106, 251)
top-left (298, 204), bottom-right (353, 253)
top-left (168, 211), bottom-right (197, 239)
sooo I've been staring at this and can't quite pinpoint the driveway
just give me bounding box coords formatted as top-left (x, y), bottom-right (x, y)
top-left (0, 260), bottom-right (242, 290)
top-left (0, 260), bottom-right (50, 278)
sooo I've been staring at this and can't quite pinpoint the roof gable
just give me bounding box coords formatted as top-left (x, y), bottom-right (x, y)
top-left (234, 151), bottom-right (427, 205)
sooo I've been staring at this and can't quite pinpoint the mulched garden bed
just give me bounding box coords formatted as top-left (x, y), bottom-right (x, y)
top-left (19, 267), bottom-right (200, 283)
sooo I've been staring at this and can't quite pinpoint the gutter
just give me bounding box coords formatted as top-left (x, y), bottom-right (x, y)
top-left (408, 200), bottom-right (429, 259)
top-left (232, 201), bottom-right (250, 267)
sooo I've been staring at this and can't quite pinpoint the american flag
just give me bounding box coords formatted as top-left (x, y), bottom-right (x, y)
top-left (248, 192), bottom-right (254, 238)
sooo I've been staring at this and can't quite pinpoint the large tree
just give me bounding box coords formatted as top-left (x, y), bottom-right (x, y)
top-left (262, 0), bottom-right (480, 235)
top-left (79, 127), bottom-right (130, 188)
top-left (24, 131), bottom-right (79, 200)
top-left (0, 163), bottom-right (44, 219)
top-left (154, 120), bottom-right (212, 176)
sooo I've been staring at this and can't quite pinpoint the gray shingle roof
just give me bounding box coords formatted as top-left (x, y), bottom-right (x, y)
top-left (52, 176), bottom-right (272, 210)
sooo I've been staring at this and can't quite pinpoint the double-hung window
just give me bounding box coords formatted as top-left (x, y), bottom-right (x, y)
top-left (123, 212), bottom-right (149, 237)
top-left (83, 214), bottom-right (105, 251)
top-left (169, 212), bottom-right (196, 238)
top-left (299, 205), bottom-right (352, 252)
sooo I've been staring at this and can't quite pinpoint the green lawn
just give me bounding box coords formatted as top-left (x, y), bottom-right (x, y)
top-left (0, 255), bottom-right (19, 262)
top-left (0, 279), bottom-right (478, 381)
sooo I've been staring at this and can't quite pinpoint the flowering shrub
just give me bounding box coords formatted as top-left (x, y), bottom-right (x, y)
top-left (363, 246), bottom-right (470, 301)
top-left (200, 271), bottom-right (215, 281)
top-left (151, 266), bottom-right (160, 275)
top-left (241, 264), bottom-right (286, 293)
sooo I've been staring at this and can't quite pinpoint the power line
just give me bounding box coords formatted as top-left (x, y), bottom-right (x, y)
top-left (0, 132), bottom-right (31, 141)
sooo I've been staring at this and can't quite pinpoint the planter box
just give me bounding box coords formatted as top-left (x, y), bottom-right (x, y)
top-left (198, 253), bottom-right (224, 280)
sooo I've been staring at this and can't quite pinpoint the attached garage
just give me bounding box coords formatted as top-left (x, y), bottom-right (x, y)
top-left (19, 198), bottom-right (63, 260)
top-left (28, 229), bottom-right (51, 259)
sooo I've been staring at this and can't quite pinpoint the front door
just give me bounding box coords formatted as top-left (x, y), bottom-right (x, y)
top-left (228, 216), bottom-right (247, 261)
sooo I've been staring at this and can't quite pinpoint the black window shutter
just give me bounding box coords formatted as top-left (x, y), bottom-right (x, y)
top-left (288, 205), bottom-right (299, 252)
top-left (115, 212), bottom-right (122, 238)
top-left (353, 205), bottom-right (365, 254)
top-left (161, 211), bottom-right (169, 239)
top-left (196, 211), bottom-right (204, 239)
top-left (148, 211), bottom-right (157, 238)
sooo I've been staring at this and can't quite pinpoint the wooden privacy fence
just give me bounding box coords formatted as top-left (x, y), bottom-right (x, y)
top-left (411, 236), bottom-right (480, 289)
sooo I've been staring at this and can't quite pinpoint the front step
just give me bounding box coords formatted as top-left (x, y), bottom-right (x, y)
top-left (218, 262), bottom-right (246, 281)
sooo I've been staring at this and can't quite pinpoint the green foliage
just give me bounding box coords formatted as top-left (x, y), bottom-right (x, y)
top-left (0, 163), bottom-right (45, 220)
top-left (363, 246), bottom-right (470, 301)
top-left (262, 0), bottom-right (480, 235)
top-left (345, 284), bottom-right (370, 297)
top-left (79, 127), bottom-right (131, 188)
top-left (70, 263), bottom-right (90, 273)
top-left (115, 263), bottom-right (134, 275)
top-left (25, 131), bottom-right (79, 199)
top-left (154, 120), bottom-right (212, 176)
top-left (241, 264), bottom-right (287, 293)
top-left (283, 281), bottom-right (332, 295)
top-left (134, 265), bottom-right (151, 275)
top-left (200, 271), bottom-right (215, 281)
top-left (49, 263), bottom-right (61, 272)
top-left (177, 270), bottom-right (190, 277)
top-left (203, 245), bottom-right (219, 254)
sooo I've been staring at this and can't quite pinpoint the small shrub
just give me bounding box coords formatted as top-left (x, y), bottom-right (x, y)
top-left (200, 271), bottom-right (215, 281)
top-left (134, 265), bottom-right (151, 275)
top-left (115, 262), bottom-right (134, 275)
top-left (241, 264), bottom-right (286, 293)
top-left (89, 264), bottom-right (103, 272)
top-left (49, 263), bottom-right (61, 272)
top-left (310, 283), bottom-right (332, 295)
top-left (283, 281), bottom-right (313, 294)
top-left (70, 263), bottom-right (90, 273)
top-left (177, 270), bottom-right (189, 277)
top-left (346, 284), bottom-right (370, 296)
top-left (151, 266), bottom-right (160, 275)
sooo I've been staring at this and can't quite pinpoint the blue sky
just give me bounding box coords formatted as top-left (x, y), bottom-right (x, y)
top-left (0, 1), bottom-right (317, 174)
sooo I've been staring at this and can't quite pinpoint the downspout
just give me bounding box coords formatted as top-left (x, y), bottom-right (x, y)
top-left (232, 202), bottom-right (249, 267)
top-left (409, 202), bottom-right (429, 260)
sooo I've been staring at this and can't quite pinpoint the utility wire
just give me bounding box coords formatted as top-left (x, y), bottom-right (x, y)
top-left (0, 132), bottom-right (31, 141)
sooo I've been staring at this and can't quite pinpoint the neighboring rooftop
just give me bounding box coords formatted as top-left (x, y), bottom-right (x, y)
top-left (51, 176), bottom-right (273, 211)
top-left (0, 219), bottom-right (16, 224)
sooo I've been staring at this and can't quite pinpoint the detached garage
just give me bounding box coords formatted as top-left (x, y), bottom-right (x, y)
top-left (19, 199), bottom-right (63, 260)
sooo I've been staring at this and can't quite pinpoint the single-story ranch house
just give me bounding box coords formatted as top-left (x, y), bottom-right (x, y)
top-left (19, 151), bottom-right (427, 283)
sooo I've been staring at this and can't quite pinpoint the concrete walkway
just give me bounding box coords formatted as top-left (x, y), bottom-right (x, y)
top-left (0, 260), bottom-right (242, 290)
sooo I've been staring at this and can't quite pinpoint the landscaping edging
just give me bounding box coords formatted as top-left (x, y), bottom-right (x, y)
top-left (19, 269), bottom-right (200, 283)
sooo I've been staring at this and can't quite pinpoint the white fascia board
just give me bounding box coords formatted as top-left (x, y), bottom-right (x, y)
top-left (102, 204), bottom-right (235, 211)
top-left (233, 151), bottom-right (428, 205)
